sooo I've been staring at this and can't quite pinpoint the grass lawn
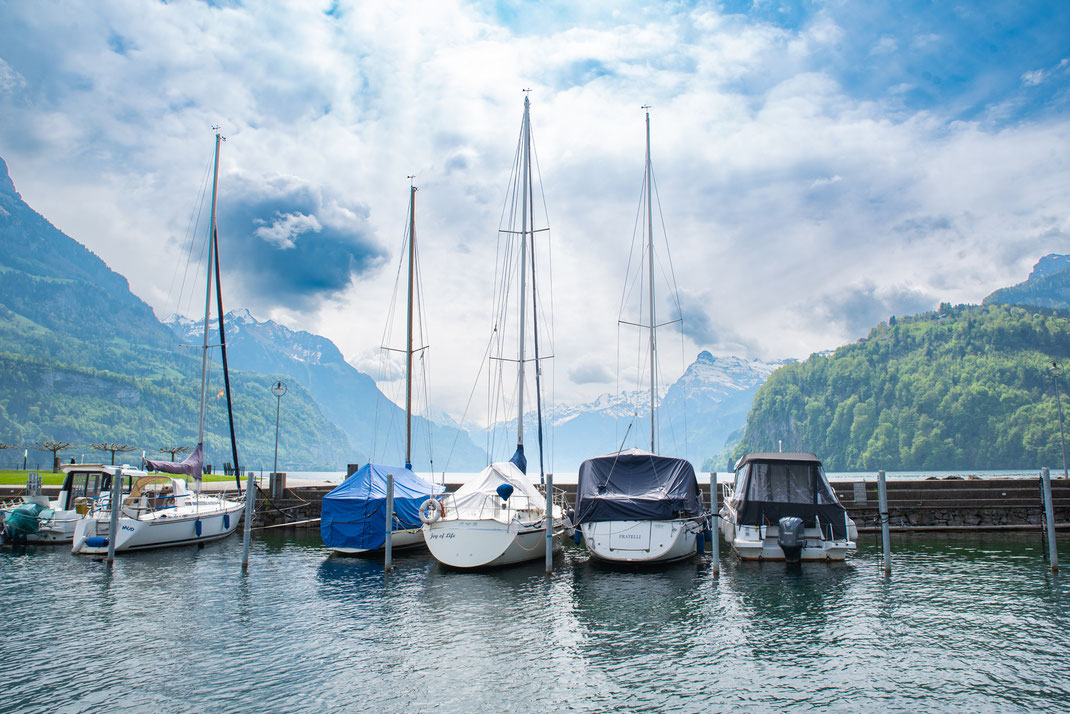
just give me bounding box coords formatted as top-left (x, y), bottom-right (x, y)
top-left (0, 469), bottom-right (247, 487)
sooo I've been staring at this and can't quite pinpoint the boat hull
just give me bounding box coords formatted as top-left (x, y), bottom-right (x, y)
top-left (72, 500), bottom-right (245, 554)
top-left (720, 520), bottom-right (854, 562)
top-left (423, 518), bottom-right (560, 569)
top-left (328, 527), bottom-right (425, 555)
top-left (580, 519), bottom-right (700, 564)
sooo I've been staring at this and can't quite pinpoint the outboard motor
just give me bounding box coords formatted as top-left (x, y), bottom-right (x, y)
top-left (777, 516), bottom-right (806, 563)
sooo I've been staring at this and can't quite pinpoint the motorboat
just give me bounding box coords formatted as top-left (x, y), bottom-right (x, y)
top-left (1, 464), bottom-right (132, 545)
top-left (720, 452), bottom-right (857, 562)
top-left (72, 468), bottom-right (244, 554)
top-left (321, 463), bottom-right (442, 555)
top-left (422, 459), bottom-right (566, 568)
top-left (575, 448), bottom-right (706, 564)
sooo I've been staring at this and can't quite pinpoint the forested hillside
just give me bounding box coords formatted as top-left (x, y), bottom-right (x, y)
top-left (730, 303), bottom-right (1070, 471)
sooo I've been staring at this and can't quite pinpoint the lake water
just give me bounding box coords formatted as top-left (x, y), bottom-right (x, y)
top-left (2, 531), bottom-right (1069, 711)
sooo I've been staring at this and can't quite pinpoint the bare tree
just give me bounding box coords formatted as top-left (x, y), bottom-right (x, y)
top-left (159, 445), bottom-right (191, 461)
top-left (0, 442), bottom-right (14, 469)
top-left (91, 442), bottom-right (137, 466)
top-left (33, 440), bottom-right (74, 472)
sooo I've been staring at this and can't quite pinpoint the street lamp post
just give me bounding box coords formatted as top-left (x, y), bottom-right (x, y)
top-left (244, 380), bottom-right (286, 571)
top-left (272, 380), bottom-right (287, 479)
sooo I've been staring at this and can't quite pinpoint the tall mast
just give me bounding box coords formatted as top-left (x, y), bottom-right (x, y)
top-left (197, 132), bottom-right (221, 450)
top-left (517, 93), bottom-right (531, 449)
top-left (405, 181), bottom-right (416, 470)
top-left (645, 110), bottom-right (656, 453)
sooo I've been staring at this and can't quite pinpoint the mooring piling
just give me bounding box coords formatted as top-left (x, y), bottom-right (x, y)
top-left (710, 472), bottom-right (720, 577)
top-left (385, 472), bottom-right (394, 572)
top-left (545, 472), bottom-right (554, 574)
top-left (1041, 467), bottom-right (1058, 572)
top-left (878, 469), bottom-right (891, 575)
top-left (107, 467), bottom-right (122, 564)
top-left (241, 472), bottom-right (256, 570)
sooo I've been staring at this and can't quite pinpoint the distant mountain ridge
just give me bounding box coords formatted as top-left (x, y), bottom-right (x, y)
top-left (984, 253), bottom-right (1070, 310)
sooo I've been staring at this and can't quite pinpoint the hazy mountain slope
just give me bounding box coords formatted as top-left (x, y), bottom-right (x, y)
top-left (984, 253), bottom-right (1070, 310)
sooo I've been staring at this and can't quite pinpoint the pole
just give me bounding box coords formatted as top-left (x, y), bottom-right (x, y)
top-left (644, 108), bottom-right (656, 453)
top-left (385, 472), bottom-right (394, 571)
top-left (878, 469), bottom-right (891, 575)
top-left (545, 472), bottom-right (554, 574)
top-left (1052, 363), bottom-right (1068, 479)
top-left (241, 467), bottom-right (255, 570)
top-left (710, 473), bottom-right (719, 577)
top-left (405, 183), bottom-right (416, 470)
top-left (107, 467), bottom-right (122, 564)
top-left (1042, 467), bottom-right (1059, 572)
top-left (516, 93), bottom-right (530, 451)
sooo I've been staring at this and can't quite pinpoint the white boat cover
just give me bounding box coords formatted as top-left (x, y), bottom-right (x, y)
top-left (450, 461), bottom-right (545, 517)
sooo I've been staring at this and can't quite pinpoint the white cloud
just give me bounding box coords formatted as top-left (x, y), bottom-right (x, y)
top-left (0, 0), bottom-right (1068, 418)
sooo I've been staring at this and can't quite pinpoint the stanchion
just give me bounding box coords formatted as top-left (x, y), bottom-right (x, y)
top-left (878, 469), bottom-right (891, 575)
top-left (241, 471), bottom-right (256, 570)
top-left (385, 472), bottom-right (394, 572)
top-left (710, 472), bottom-right (719, 578)
top-left (1042, 467), bottom-right (1059, 572)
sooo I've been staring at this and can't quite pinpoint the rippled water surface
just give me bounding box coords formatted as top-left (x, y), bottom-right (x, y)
top-left (3, 532), bottom-right (1069, 712)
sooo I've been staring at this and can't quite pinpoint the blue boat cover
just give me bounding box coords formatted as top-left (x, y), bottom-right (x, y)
top-left (320, 463), bottom-right (443, 551)
top-left (574, 448), bottom-right (704, 524)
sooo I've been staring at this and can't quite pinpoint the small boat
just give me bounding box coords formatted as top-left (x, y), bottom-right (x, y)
top-left (71, 467), bottom-right (245, 554)
top-left (72, 132), bottom-right (245, 555)
top-left (422, 93), bottom-right (565, 569)
top-left (719, 452), bottom-right (858, 562)
top-left (320, 182), bottom-right (442, 555)
top-left (321, 464), bottom-right (442, 554)
top-left (1, 465), bottom-right (132, 545)
top-left (574, 109), bottom-right (707, 564)
top-left (575, 449), bottom-right (706, 564)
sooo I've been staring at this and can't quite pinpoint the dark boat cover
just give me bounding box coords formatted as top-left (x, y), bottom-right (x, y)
top-left (575, 448), bottom-right (704, 524)
top-left (728, 452), bottom-right (849, 539)
top-left (320, 463), bottom-right (443, 551)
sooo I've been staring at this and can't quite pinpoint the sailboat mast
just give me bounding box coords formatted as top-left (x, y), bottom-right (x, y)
top-left (517, 94), bottom-right (531, 449)
top-left (405, 183), bottom-right (416, 470)
top-left (645, 110), bottom-right (656, 453)
top-left (197, 133), bottom-right (221, 451)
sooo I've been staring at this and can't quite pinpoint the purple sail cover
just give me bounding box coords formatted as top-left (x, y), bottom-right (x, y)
top-left (144, 443), bottom-right (204, 480)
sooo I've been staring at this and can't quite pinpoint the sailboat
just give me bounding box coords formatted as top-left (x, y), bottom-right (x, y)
top-left (72, 132), bottom-right (245, 555)
top-left (320, 182), bottom-right (443, 555)
top-left (574, 109), bottom-right (707, 564)
top-left (421, 93), bottom-right (566, 569)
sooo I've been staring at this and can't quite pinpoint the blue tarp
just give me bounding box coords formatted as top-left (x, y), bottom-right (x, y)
top-left (320, 463), bottom-right (442, 551)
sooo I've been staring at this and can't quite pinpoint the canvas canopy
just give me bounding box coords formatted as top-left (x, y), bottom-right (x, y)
top-left (728, 452), bottom-right (849, 539)
top-left (320, 463), bottom-right (442, 551)
top-left (574, 448), bottom-right (704, 524)
top-left (449, 461), bottom-right (545, 518)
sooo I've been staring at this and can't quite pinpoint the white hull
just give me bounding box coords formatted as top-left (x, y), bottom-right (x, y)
top-left (1, 509), bottom-right (82, 544)
top-left (423, 518), bottom-right (561, 569)
top-left (329, 527), bottom-right (425, 555)
top-left (580, 519), bottom-right (701, 564)
top-left (720, 520), bottom-right (855, 562)
top-left (72, 498), bottom-right (244, 554)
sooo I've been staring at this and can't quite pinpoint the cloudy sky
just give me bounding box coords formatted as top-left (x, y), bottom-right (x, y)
top-left (1, 0), bottom-right (1068, 419)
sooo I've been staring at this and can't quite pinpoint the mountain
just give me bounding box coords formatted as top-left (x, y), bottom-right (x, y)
top-left (480, 351), bottom-right (784, 473)
top-left (984, 254), bottom-right (1070, 310)
top-left (0, 156), bottom-right (352, 470)
top-left (731, 302), bottom-right (1070, 471)
top-left (167, 309), bottom-right (488, 472)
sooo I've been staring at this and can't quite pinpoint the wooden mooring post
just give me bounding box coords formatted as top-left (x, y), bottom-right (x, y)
top-left (710, 473), bottom-right (719, 578)
top-left (1041, 467), bottom-right (1058, 572)
top-left (385, 472), bottom-right (394, 572)
top-left (878, 469), bottom-right (891, 575)
top-left (545, 472), bottom-right (554, 574)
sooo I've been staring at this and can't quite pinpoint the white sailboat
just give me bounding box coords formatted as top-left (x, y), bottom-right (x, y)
top-left (72, 132), bottom-right (244, 555)
top-left (421, 93), bottom-right (566, 569)
top-left (320, 182), bottom-right (442, 555)
top-left (575, 109), bottom-right (707, 564)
